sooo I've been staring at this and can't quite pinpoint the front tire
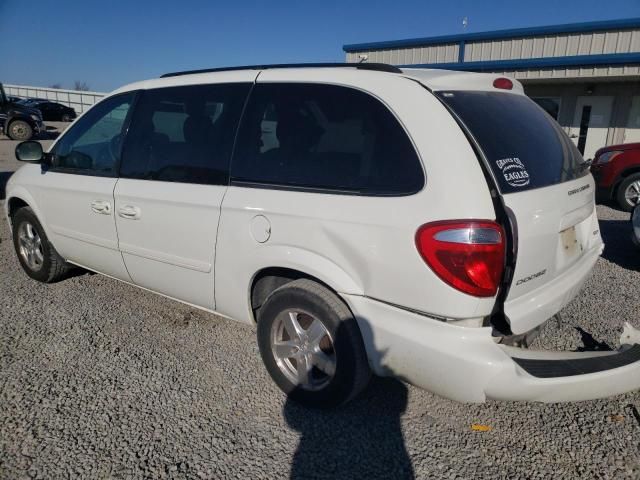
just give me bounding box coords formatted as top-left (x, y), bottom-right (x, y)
top-left (616, 173), bottom-right (640, 212)
top-left (12, 207), bottom-right (69, 282)
top-left (257, 279), bottom-right (371, 408)
top-left (7, 120), bottom-right (33, 141)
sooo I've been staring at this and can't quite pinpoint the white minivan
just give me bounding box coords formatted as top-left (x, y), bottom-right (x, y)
top-left (6, 63), bottom-right (640, 407)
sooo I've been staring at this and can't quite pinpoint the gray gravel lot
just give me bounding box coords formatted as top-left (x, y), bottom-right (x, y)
top-left (1, 125), bottom-right (640, 479)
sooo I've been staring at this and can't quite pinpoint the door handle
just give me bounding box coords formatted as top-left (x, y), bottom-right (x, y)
top-left (118, 205), bottom-right (141, 220)
top-left (91, 200), bottom-right (112, 215)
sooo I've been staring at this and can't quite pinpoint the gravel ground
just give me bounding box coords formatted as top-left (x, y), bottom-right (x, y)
top-left (1, 126), bottom-right (640, 479)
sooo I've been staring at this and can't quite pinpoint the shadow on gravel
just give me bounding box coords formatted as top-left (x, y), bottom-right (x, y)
top-left (284, 377), bottom-right (414, 480)
top-left (575, 327), bottom-right (612, 352)
top-left (0, 171), bottom-right (13, 199)
top-left (599, 218), bottom-right (640, 271)
top-left (38, 128), bottom-right (61, 140)
top-left (596, 199), bottom-right (626, 213)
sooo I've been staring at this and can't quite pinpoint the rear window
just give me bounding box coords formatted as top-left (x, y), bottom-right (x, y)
top-left (437, 91), bottom-right (588, 193)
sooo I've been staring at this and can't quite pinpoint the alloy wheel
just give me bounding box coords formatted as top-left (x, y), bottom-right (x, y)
top-left (625, 180), bottom-right (640, 207)
top-left (17, 221), bottom-right (44, 271)
top-left (270, 309), bottom-right (336, 391)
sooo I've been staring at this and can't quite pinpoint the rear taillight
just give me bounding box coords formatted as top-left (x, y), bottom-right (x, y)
top-left (415, 220), bottom-right (505, 297)
top-left (493, 77), bottom-right (513, 90)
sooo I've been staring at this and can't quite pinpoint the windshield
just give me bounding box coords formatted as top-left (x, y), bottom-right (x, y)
top-left (437, 91), bottom-right (588, 194)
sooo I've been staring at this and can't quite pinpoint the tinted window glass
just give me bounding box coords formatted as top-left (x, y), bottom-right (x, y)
top-left (120, 83), bottom-right (251, 185)
top-left (532, 97), bottom-right (561, 121)
top-left (232, 83), bottom-right (423, 195)
top-left (437, 91), bottom-right (587, 193)
top-left (52, 93), bottom-right (134, 173)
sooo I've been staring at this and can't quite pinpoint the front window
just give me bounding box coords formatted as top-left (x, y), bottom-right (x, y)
top-left (51, 93), bottom-right (134, 174)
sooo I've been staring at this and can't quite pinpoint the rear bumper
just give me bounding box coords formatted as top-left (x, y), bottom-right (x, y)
top-left (344, 293), bottom-right (640, 403)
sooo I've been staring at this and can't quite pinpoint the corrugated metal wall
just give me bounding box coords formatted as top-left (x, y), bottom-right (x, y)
top-left (346, 27), bottom-right (640, 68)
top-left (464, 29), bottom-right (640, 61)
top-left (4, 84), bottom-right (106, 113)
top-left (346, 43), bottom-right (459, 64)
top-left (495, 64), bottom-right (640, 80)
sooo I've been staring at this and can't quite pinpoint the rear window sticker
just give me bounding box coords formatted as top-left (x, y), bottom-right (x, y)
top-left (495, 157), bottom-right (530, 188)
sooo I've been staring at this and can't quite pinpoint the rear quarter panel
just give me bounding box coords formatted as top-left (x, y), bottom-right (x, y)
top-left (214, 70), bottom-right (498, 324)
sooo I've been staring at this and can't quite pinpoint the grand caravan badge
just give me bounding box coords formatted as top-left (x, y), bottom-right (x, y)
top-left (496, 157), bottom-right (530, 188)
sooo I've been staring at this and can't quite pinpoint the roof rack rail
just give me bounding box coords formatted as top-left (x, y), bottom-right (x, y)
top-left (160, 62), bottom-right (402, 78)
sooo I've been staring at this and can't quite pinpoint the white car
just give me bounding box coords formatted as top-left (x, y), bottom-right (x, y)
top-left (6, 63), bottom-right (640, 407)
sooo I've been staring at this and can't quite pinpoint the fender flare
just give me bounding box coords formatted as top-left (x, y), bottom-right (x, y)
top-left (6, 187), bottom-right (52, 239)
top-left (5, 112), bottom-right (37, 134)
top-left (242, 244), bottom-right (365, 322)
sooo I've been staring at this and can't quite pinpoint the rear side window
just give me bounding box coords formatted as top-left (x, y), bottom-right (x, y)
top-left (231, 83), bottom-right (423, 195)
top-left (437, 91), bottom-right (587, 193)
top-left (120, 83), bottom-right (251, 185)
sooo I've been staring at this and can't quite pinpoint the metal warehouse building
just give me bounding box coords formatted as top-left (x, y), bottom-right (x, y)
top-left (344, 18), bottom-right (640, 160)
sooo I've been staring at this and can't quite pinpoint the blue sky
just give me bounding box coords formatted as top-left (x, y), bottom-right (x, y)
top-left (1, 0), bottom-right (639, 92)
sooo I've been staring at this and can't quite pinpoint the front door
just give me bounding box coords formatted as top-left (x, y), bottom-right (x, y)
top-left (624, 96), bottom-right (640, 144)
top-left (114, 80), bottom-right (253, 310)
top-left (569, 96), bottom-right (613, 160)
top-left (28, 92), bottom-right (135, 280)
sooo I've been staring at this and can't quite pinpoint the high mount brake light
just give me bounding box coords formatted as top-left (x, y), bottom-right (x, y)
top-left (415, 220), bottom-right (505, 297)
top-left (493, 78), bottom-right (513, 90)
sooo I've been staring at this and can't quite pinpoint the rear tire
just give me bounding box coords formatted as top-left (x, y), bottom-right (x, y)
top-left (62, 114), bottom-right (72, 122)
top-left (616, 173), bottom-right (640, 212)
top-left (12, 207), bottom-right (69, 283)
top-left (7, 120), bottom-right (33, 141)
top-left (257, 278), bottom-right (371, 408)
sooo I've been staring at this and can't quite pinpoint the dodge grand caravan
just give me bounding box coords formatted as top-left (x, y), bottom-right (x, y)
top-left (5, 63), bottom-right (640, 407)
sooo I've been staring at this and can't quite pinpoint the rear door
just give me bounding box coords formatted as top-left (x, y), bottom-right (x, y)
top-left (438, 91), bottom-right (603, 334)
top-left (114, 79), bottom-right (253, 310)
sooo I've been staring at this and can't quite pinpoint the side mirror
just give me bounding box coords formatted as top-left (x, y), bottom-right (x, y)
top-left (15, 141), bottom-right (44, 163)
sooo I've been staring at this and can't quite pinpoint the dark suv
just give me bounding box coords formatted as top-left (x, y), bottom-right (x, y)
top-left (592, 142), bottom-right (640, 211)
top-left (0, 83), bottom-right (45, 140)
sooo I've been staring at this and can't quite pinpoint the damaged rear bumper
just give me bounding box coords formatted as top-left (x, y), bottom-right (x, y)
top-left (344, 294), bottom-right (640, 403)
top-left (486, 325), bottom-right (640, 402)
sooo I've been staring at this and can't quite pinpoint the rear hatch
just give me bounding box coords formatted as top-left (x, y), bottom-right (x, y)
top-left (436, 90), bottom-right (603, 334)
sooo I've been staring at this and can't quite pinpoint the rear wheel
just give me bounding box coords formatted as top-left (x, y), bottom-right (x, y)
top-left (7, 120), bottom-right (33, 141)
top-left (257, 279), bottom-right (371, 408)
top-left (12, 207), bottom-right (69, 282)
top-left (62, 114), bottom-right (72, 122)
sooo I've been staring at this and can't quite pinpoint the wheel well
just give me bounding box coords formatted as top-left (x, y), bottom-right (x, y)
top-left (620, 167), bottom-right (640, 179)
top-left (8, 197), bottom-right (29, 223)
top-left (250, 267), bottom-right (338, 323)
top-left (614, 168), bottom-right (640, 194)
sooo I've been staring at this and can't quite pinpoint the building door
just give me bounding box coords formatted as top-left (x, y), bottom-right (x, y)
top-left (569, 96), bottom-right (613, 160)
top-left (624, 96), bottom-right (640, 144)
